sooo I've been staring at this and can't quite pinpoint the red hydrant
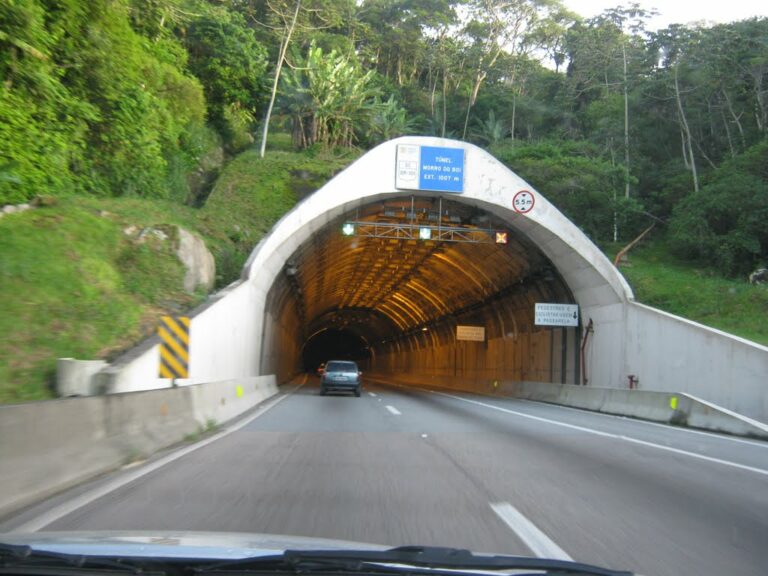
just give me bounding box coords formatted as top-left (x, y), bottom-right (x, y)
top-left (628, 374), bottom-right (638, 389)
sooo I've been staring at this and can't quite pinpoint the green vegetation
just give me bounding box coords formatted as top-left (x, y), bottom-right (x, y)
top-left (490, 140), bottom-right (639, 243)
top-left (5, 0), bottom-right (764, 273)
top-left (183, 417), bottom-right (219, 444)
top-left (1, 1), bottom-right (766, 402)
top-left (0, 146), bottom-right (354, 403)
top-left (0, 202), bottom-right (193, 402)
top-left (198, 146), bottom-right (359, 287)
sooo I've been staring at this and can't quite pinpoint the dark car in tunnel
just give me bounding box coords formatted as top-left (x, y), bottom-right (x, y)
top-left (320, 360), bottom-right (362, 397)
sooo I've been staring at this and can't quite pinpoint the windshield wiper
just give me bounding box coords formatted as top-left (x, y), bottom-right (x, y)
top-left (194, 546), bottom-right (633, 576)
top-left (0, 543), bottom-right (166, 576)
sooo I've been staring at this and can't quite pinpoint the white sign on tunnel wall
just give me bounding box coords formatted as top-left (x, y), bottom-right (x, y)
top-left (396, 144), bottom-right (465, 193)
top-left (534, 303), bottom-right (579, 327)
top-left (456, 325), bottom-right (485, 341)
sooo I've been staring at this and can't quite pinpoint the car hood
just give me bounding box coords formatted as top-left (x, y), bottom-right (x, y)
top-left (0, 531), bottom-right (388, 559)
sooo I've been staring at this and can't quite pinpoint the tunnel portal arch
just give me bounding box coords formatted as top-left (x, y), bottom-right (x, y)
top-left (246, 137), bottom-right (633, 388)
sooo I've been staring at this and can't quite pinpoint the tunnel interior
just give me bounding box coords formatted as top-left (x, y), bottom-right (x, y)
top-left (301, 329), bottom-right (371, 371)
top-left (262, 194), bottom-right (580, 385)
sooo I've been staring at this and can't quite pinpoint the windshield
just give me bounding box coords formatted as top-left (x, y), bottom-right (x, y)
top-left (2, 3), bottom-right (768, 576)
top-left (325, 362), bottom-right (359, 373)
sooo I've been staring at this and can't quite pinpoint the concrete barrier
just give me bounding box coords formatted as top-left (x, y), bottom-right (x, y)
top-left (0, 375), bottom-right (278, 520)
top-left (189, 376), bottom-right (278, 426)
top-left (56, 359), bottom-right (107, 396)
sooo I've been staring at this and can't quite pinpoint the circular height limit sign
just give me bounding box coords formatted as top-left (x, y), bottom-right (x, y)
top-left (513, 190), bottom-right (535, 213)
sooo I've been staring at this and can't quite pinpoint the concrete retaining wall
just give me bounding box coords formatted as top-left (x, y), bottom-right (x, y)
top-left (0, 375), bottom-right (278, 520)
top-left (96, 279), bottom-right (265, 394)
top-left (56, 359), bottom-right (107, 396)
top-left (625, 302), bottom-right (768, 422)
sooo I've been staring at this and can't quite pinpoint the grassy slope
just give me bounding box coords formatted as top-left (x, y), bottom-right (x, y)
top-left (0, 139), bottom-right (357, 403)
top-left (198, 146), bottom-right (358, 287)
top-left (0, 202), bottom-right (192, 401)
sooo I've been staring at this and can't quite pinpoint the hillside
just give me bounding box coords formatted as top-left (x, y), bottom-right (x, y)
top-left (0, 144), bottom-right (356, 403)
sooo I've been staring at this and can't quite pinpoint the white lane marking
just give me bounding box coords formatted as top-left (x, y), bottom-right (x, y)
top-left (386, 405), bottom-right (402, 416)
top-left (368, 392), bottom-right (377, 397)
top-left (13, 381), bottom-right (306, 532)
top-left (517, 398), bottom-right (768, 448)
top-left (490, 502), bottom-right (572, 561)
top-left (367, 375), bottom-right (768, 448)
top-left (434, 391), bottom-right (768, 477)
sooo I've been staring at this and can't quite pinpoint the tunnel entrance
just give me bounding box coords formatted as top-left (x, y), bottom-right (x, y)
top-left (262, 194), bottom-right (579, 386)
top-left (244, 137), bottom-right (632, 393)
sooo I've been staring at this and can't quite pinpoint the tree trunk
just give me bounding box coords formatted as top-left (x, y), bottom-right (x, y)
top-left (722, 89), bottom-right (746, 150)
top-left (623, 43), bottom-right (630, 199)
top-left (259, 0), bottom-right (302, 159)
top-left (511, 93), bottom-right (516, 141)
top-left (462, 88), bottom-right (473, 140)
top-left (442, 70), bottom-right (447, 138)
top-left (719, 103), bottom-right (736, 159)
top-left (430, 69), bottom-right (437, 117)
top-left (751, 68), bottom-right (766, 134)
top-left (674, 65), bottom-right (699, 193)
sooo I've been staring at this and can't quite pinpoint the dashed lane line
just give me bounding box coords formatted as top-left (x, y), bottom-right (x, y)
top-left (490, 502), bottom-right (572, 561)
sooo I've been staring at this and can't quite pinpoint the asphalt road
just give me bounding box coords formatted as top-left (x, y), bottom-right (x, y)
top-left (3, 377), bottom-right (767, 576)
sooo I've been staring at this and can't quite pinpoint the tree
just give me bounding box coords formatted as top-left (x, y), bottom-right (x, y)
top-left (490, 139), bottom-right (641, 242)
top-left (668, 140), bottom-right (768, 275)
top-left (247, 0), bottom-right (357, 157)
top-left (280, 43), bottom-right (378, 149)
top-left (184, 8), bottom-right (269, 150)
top-left (565, 5), bottom-right (655, 200)
top-left (357, 0), bottom-right (458, 86)
top-left (458, 0), bottom-right (566, 139)
top-left (259, 0), bottom-right (302, 158)
top-left (363, 95), bottom-right (421, 146)
top-left (650, 24), bottom-right (713, 195)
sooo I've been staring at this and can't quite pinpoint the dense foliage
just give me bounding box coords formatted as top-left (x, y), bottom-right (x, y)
top-left (1, 0), bottom-right (767, 275)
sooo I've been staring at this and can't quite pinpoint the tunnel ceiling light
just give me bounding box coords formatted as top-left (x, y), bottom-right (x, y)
top-left (495, 231), bottom-right (509, 245)
top-left (342, 223), bottom-right (355, 236)
top-left (419, 227), bottom-right (432, 240)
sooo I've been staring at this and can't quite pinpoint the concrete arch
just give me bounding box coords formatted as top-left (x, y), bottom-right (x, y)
top-left (244, 137), bottom-right (632, 308)
top-left (244, 137), bottom-right (633, 387)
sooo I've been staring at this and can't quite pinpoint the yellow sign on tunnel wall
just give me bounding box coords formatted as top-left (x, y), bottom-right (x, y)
top-left (158, 316), bottom-right (190, 379)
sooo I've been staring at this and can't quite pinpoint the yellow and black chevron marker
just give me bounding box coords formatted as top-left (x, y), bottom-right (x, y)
top-left (158, 316), bottom-right (190, 379)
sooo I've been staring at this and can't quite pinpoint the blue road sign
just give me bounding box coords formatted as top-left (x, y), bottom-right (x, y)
top-left (417, 146), bottom-right (465, 193)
